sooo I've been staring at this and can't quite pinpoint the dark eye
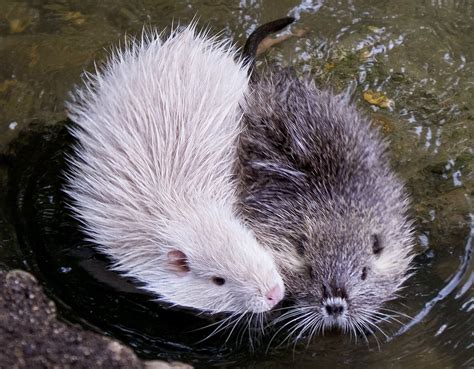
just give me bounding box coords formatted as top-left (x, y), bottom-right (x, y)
top-left (372, 234), bottom-right (383, 255)
top-left (211, 277), bottom-right (226, 286)
top-left (361, 267), bottom-right (368, 280)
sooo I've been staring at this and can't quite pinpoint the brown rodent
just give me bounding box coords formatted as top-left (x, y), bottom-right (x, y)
top-left (237, 18), bottom-right (415, 339)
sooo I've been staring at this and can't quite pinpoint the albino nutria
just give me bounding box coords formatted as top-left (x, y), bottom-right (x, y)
top-left (65, 25), bottom-right (285, 314)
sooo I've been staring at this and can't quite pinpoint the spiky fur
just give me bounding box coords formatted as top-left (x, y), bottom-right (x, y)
top-left (237, 69), bottom-right (415, 338)
top-left (65, 25), bottom-right (284, 314)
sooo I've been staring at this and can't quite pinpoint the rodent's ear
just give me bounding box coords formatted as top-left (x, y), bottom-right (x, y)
top-left (167, 250), bottom-right (190, 276)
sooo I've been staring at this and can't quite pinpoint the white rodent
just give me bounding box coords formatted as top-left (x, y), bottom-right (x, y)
top-left (64, 24), bottom-right (285, 314)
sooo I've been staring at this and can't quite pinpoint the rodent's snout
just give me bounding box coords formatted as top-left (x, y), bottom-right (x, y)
top-left (265, 284), bottom-right (284, 308)
top-left (322, 297), bottom-right (348, 318)
top-left (321, 282), bottom-right (349, 319)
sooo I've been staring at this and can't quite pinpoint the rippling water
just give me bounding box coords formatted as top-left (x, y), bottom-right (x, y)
top-left (0, 1), bottom-right (472, 368)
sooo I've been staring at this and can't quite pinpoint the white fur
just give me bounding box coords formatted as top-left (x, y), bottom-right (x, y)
top-left (65, 25), bottom-right (284, 313)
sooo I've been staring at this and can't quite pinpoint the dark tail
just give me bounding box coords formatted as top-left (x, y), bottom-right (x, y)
top-left (242, 17), bottom-right (295, 72)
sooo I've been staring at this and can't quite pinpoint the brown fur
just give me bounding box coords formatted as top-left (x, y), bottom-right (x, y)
top-left (237, 66), bottom-right (415, 337)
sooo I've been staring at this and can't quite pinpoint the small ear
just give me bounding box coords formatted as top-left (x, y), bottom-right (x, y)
top-left (167, 250), bottom-right (190, 276)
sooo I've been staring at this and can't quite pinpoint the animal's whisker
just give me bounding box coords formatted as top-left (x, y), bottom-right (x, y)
top-left (266, 310), bottom-right (313, 352)
top-left (276, 311), bottom-right (315, 348)
top-left (379, 307), bottom-right (413, 320)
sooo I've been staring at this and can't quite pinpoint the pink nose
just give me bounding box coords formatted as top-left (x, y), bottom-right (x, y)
top-left (265, 284), bottom-right (284, 308)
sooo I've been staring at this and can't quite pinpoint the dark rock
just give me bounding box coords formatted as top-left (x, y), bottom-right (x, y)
top-left (0, 269), bottom-right (192, 369)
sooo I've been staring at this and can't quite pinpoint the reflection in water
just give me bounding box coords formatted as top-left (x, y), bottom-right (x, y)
top-left (288, 0), bottom-right (323, 20)
top-left (0, 0), bottom-right (473, 368)
top-left (392, 215), bottom-right (472, 338)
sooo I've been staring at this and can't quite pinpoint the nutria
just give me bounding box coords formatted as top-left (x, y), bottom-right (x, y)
top-left (237, 18), bottom-right (415, 338)
top-left (65, 24), bottom-right (285, 314)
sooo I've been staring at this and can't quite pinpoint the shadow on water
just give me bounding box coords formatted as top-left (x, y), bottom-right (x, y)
top-left (0, 0), bottom-right (473, 368)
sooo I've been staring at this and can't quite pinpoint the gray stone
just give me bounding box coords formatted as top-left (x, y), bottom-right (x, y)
top-left (0, 269), bottom-right (193, 369)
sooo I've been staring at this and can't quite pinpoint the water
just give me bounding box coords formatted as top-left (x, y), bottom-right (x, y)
top-left (0, 0), bottom-right (472, 368)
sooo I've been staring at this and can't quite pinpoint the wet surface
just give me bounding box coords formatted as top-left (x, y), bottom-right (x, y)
top-left (0, 1), bottom-right (473, 368)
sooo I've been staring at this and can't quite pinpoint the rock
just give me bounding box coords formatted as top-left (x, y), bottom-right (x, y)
top-left (0, 269), bottom-right (193, 369)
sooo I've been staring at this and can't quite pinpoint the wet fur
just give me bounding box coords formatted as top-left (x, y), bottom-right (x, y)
top-left (238, 62), bottom-right (415, 335)
top-left (65, 25), bottom-right (284, 314)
